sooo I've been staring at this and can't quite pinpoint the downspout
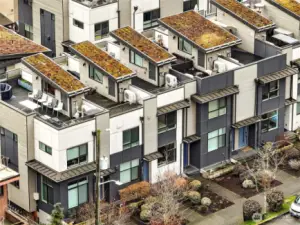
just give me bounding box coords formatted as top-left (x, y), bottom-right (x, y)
top-left (157, 66), bottom-right (160, 87)
top-left (290, 75), bottom-right (294, 131)
top-left (117, 0), bottom-right (120, 28)
top-left (255, 81), bottom-right (259, 148)
top-left (133, 6), bottom-right (138, 30)
top-left (180, 109), bottom-right (185, 174)
top-left (140, 117), bottom-right (145, 180)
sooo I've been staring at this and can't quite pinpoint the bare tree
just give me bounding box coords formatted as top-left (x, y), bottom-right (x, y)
top-left (245, 141), bottom-right (287, 215)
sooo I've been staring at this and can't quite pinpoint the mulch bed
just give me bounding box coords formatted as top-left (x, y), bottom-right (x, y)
top-left (184, 189), bottom-right (234, 216)
top-left (214, 173), bottom-right (282, 199)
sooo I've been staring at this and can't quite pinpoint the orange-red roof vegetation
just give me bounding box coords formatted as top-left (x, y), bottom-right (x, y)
top-left (160, 11), bottom-right (238, 49)
top-left (24, 54), bottom-right (85, 92)
top-left (215, 0), bottom-right (273, 28)
top-left (0, 26), bottom-right (48, 56)
top-left (112, 26), bottom-right (174, 63)
top-left (71, 41), bottom-right (133, 78)
top-left (274, 0), bottom-right (300, 16)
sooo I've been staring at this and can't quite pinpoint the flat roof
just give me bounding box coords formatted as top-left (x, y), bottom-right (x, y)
top-left (158, 11), bottom-right (241, 52)
top-left (0, 25), bottom-right (49, 59)
top-left (0, 164), bottom-right (19, 183)
top-left (70, 41), bottom-right (135, 80)
top-left (111, 26), bottom-right (176, 65)
top-left (212, 0), bottom-right (275, 32)
top-left (22, 53), bottom-right (86, 93)
top-left (266, 0), bottom-right (300, 20)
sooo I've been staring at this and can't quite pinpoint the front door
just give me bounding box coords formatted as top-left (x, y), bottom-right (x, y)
top-left (239, 127), bottom-right (248, 148)
top-left (183, 143), bottom-right (189, 167)
top-left (108, 78), bottom-right (115, 97)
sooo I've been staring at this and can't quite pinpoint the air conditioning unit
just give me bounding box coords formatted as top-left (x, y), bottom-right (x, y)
top-left (165, 74), bottom-right (178, 88)
top-left (33, 192), bottom-right (39, 201)
top-left (124, 90), bottom-right (137, 104)
top-left (213, 60), bottom-right (227, 73)
top-left (184, 73), bottom-right (194, 79)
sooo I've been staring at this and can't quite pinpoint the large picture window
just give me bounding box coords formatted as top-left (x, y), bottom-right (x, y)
top-left (95, 21), bottom-right (109, 40)
top-left (158, 143), bottom-right (176, 166)
top-left (39, 141), bottom-right (52, 155)
top-left (208, 128), bottom-right (226, 152)
top-left (143, 9), bottom-right (160, 29)
top-left (123, 127), bottom-right (139, 150)
top-left (68, 178), bottom-right (88, 209)
top-left (130, 50), bottom-right (143, 67)
top-left (120, 159), bottom-right (139, 184)
top-left (41, 176), bottom-right (54, 205)
top-left (89, 65), bottom-right (103, 83)
top-left (158, 111), bottom-right (176, 133)
top-left (208, 98), bottom-right (226, 119)
top-left (262, 81), bottom-right (279, 100)
top-left (67, 144), bottom-right (88, 168)
top-left (178, 37), bottom-right (192, 55)
top-left (261, 110), bottom-right (278, 133)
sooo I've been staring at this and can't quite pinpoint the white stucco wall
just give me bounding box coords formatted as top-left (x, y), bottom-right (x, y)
top-left (157, 87), bottom-right (185, 107)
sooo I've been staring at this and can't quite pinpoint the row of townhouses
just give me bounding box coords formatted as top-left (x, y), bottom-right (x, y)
top-left (1, 0), bottom-right (300, 223)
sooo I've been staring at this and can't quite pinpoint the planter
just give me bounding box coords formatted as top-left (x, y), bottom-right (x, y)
top-left (18, 79), bottom-right (32, 91)
top-left (203, 164), bottom-right (235, 180)
top-left (275, 143), bottom-right (294, 154)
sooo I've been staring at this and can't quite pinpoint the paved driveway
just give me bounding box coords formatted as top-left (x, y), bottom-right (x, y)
top-left (269, 214), bottom-right (300, 225)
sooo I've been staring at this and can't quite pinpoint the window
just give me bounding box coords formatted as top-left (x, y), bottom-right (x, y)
top-left (68, 178), bottom-right (88, 209)
top-left (11, 181), bottom-right (20, 189)
top-left (298, 74), bottom-right (300, 83)
top-left (42, 176), bottom-right (54, 205)
top-left (178, 37), bottom-right (192, 55)
top-left (297, 95), bottom-right (300, 115)
top-left (262, 81), bottom-right (279, 100)
top-left (67, 144), bottom-right (88, 168)
top-left (0, 186), bottom-right (3, 196)
top-left (120, 159), bottom-right (139, 184)
top-left (208, 98), bottom-right (226, 119)
top-left (158, 143), bottom-right (176, 166)
top-left (143, 9), bottom-right (160, 29)
top-left (94, 21), bottom-right (109, 40)
top-left (89, 65), bottom-right (103, 83)
top-left (158, 111), bottom-right (176, 133)
top-left (123, 127), bottom-right (139, 150)
top-left (184, 0), bottom-right (198, 11)
top-left (261, 110), bottom-right (278, 133)
top-left (130, 50), bottom-right (143, 67)
top-left (24, 23), bottom-right (33, 40)
top-left (13, 133), bottom-right (18, 142)
top-left (39, 142), bottom-right (52, 155)
top-left (43, 81), bottom-right (56, 96)
top-left (208, 128), bottom-right (226, 152)
top-left (149, 62), bottom-right (156, 81)
top-left (73, 19), bottom-right (84, 29)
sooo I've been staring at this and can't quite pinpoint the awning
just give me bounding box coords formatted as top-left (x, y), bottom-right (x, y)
top-left (26, 160), bottom-right (97, 183)
top-left (192, 86), bottom-right (239, 104)
top-left (232, 116), bottom-right (261, 129)
top-left (62, 40), bottom-right (75, 48)
top-left (100, 167), bottom-right (116, 177)
top-left (183, 134), bottom-right (201, 144)
top-left (256, 67), bottom-right (297, 84)
top-left (157, 99), bottom-right (190, 116)
top-left (285, 98), bottom-right (297, 106)
top-left (144, 152), bottom-right (164, 162)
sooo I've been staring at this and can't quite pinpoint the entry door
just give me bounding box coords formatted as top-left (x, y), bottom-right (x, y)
top-left (183, 143), bottom-right (189, 167)
top-left (40, 9), bottom-right (56, 57)
top-left (143, 161), bottom-right (149, 181)
top-left (108, 78), bottom-right (115, 97)
top-left (239, 127), bottom-right (248, 148)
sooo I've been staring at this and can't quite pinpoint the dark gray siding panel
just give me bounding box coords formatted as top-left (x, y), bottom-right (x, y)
top-left (254, 39), bottom-right (281, 58)
top-left (18, 0), bottom-right (33, 36)
top-left (158, 129), bottom-right (177, 147)
top-left (257, 55), bottom-right (287, 78)
top-left (1, 128), bottom-right (18, 172)
top-left (190, 141), bottom-right (200, 168)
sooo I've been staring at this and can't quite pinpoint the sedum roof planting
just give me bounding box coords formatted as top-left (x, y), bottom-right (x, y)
top-left (273, 0), bottom-right (300, 16)
top-left (71, 41), bottom-right (134, 78)
top-left (214, 0), bottom-right (273, 28)
top-left (159, 11), bottom-right (238, 50)
top-left (0, 25), bottom-right (49, 57)
top-left (111, 26), bottom-right (175, 63)
top-left (24, 54), bottom-right (85, 92)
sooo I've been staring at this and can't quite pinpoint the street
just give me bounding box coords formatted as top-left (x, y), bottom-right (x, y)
top-left (269, 214), bottom-right (300, 225)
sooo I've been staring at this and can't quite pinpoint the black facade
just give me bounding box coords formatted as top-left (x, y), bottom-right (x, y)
top-left (18, 0), bottom-right (33, 37)
top-left (0, 128), bottom-right (18, 172)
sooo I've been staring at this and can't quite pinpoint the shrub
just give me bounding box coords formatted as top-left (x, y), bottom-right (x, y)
top-left (141, 203), bottom-right (153, 212)
top-left (266, 190), bottom-right (284, 212)
top-left (242, 179), bottom-right (255, 189)
top-left (256, 170), bottom-right (274, 187)
top-left (232, 164), bottom-right (246, 176)
top-left (201, 197), bottom-right (212, 206)
top-left (286, 148), bottom-right (300, 160)
top-left (187, 191), bottom-right (201, 204)
top-left (243, 200), bottom-right (262, 221)
top-left (140, 210), bottom-right (151, 221)
top-left (239, 170), bottom-right (254, 183)
top-left (128, 201), bottom-right (143, 212)
top-left (175, 177), bottom-right (188, 189)
top-left (288, 159), bottom-right (300, 170)
top-left (197, 205), bottom-right (209, 214)
top-left (189, 180), bottom-right (201, 191)
top-left (119, 181), bottom-right (150, 202)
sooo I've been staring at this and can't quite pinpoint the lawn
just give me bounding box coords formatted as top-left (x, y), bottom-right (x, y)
top-left (242, 195), bottom-right (296, 225)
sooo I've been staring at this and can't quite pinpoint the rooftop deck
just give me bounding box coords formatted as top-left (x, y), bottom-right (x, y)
top-left (266, 0), bottom-right (300, 19)
top-left (231, 47), bottom-right (263, 65)
top-left (72, 0), bottom-right (117, 8)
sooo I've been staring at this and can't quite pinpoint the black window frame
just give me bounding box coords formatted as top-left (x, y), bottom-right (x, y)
top-left (143, 8), bottom-right (160, 30)
top-left (208, 98), bottom-right (226, 119)
top-left (67, 143), bottom-right (88, 168)
top-left (158, 111), bottom-right (177, 133)
top-left (41, 176), bottom-right (54, 205)
top-left (0, 186), bottom-right (3, 196)
top-left (129, 50), bottom-right (144, 67)
top-left (24, 23), bottom-right (33, 40)
top-left (94, 21), bottom-right (109, 40)
top-left (178, 37), bottom-right (192, 55)
top-left (123, 127), bottom-right (139, 150)
top-left (67, 177), bottom-right (88, 209)
top-left (262, 80), bottom-right (279, 101)
top-left (39, 141), bottom-right (52, 155)
top-left (89, 65), bottom-right (104, 84)
top-left (261, 110), bottom-right (278, 133)
top-left (158, 143), bottom-right (176, 166)
top-left (73, 19), bottom-right (84, 29)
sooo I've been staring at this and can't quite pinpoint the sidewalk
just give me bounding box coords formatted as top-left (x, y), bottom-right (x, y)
top-left (188, 169), bottom-right (300, 225)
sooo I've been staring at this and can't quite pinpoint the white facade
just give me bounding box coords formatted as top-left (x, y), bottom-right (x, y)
top-left (34, 119), bottom-right (95, 172)
top-left (69, 1), bottom-right (118, 43)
